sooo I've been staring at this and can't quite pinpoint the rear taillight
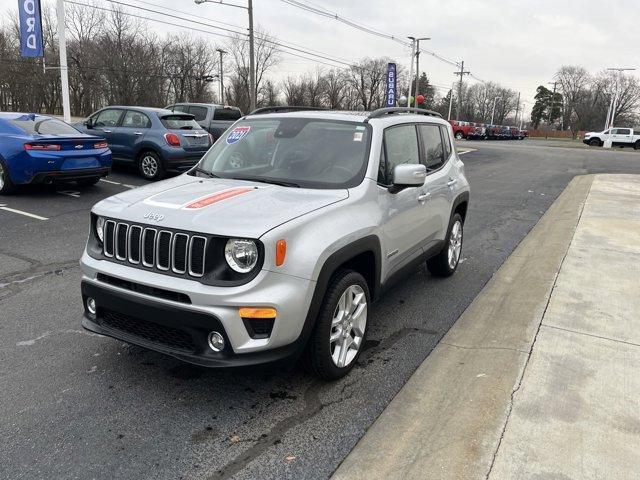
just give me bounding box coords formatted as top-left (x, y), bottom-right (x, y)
top-left (164, 132), bottom-right (181, 147)
top-left (24, 143), bottom-right (61, 151)
top-left (94, 141), bottom-right (108, 149)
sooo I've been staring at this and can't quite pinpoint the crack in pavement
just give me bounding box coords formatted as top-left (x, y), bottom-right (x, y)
top-left (440, 342), bottom-right (529, 355)
top-left (484, 181), bottom-right (589, 480)
top-left (0, 260), bottom-right (79, 289)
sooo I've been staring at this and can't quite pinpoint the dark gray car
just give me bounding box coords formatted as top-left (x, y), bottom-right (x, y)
top-left (165, 103), bottom-right (242, 141)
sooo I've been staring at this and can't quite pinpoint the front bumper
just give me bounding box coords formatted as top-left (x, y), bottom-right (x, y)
top-left (80, 253), bottom-right (316, 367)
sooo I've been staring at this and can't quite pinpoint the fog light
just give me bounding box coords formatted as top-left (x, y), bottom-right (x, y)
top-left (207, 331), bottom-right (225, 352)
top-left (86, 297), bottom-right (97, 315)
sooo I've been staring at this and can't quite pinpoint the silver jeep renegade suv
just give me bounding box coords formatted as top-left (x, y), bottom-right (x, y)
top-left (80, 107), bottom-right (470, 380)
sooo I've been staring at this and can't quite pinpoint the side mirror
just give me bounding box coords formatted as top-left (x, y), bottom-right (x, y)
top-left (390, 164), bottom-right (426, 193)
top-left (85, 119), bottom-right (93, 129)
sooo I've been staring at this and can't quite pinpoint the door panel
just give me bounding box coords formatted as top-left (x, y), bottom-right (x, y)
top-left (111, 110), bottom-right (151, 161)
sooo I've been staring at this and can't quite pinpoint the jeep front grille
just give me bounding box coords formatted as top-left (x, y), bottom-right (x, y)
top-left (102, 220), bottom-right (207, 278)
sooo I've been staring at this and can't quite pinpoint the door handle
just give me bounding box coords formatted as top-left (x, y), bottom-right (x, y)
top-left (102, 129), bottom-right (112, 133)
top-left (447, 179), bottom-right (458, 187)
top-left (133, 132), bottom-right (143, 136)
top-left (418, 192), bottom-right (431, 203)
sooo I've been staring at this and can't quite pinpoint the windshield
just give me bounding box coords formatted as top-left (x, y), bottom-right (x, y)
top-left (11, 117), bottom-right (80, 135)
top-left (196, 118), bottom-right (371, 189)
top-left (160, 115), bottom-right (201, 130)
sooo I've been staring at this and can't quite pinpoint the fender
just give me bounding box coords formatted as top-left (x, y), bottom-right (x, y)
top-left (289, 235), bottom-right (382, 359)
top-left (450, 191), bottom-right (470, 223)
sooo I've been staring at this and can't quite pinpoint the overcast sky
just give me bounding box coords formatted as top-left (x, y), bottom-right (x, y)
top-left (3, 0), bottom-right (639, 109)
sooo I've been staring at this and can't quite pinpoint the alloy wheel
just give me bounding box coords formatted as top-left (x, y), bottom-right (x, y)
top-left (448, 220), bottom-right (463, 269)
top-left (141, 155), bottom-right (158, 178)
top-left (330, 284), bottom-right (367, 368)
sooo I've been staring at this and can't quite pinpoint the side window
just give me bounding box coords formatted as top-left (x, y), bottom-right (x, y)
top-left (214, 108), bottom-right (243, 121)
top-left (417, 124), bottom-right (445, 170)
top-left (173, 104), bottom-right (189, 113)
top-left (189, 106), bottom-right (208, 122)
top-left (121, 111), bottom-right (151, 128)
top-left (94, 109), bottom-right (124, 127)
top-left (617, 128), bottom-right (630, 135)
top-left (440, 125), bottom-right (452, 159)
top-left (383, 124), bottom-right (420, 183)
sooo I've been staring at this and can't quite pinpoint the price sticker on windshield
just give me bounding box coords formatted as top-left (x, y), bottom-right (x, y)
top-left (226, 126), bottom-right (251, 144)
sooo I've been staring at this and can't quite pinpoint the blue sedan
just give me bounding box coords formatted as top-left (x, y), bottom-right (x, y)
top-left (0, 113), bottom-right (112, 195)
top-left (75, 106), bottom-right (212, 180)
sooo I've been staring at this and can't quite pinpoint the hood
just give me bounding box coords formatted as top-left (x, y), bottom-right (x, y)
top-left (92, 174), bottom-right (348, 238)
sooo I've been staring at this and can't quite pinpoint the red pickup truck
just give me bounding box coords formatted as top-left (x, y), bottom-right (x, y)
top-left (448, 120), bottom-right (476, 140)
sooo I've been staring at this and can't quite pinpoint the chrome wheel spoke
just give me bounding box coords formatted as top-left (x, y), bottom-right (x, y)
top-left (330, 284), bottom-right (367, 369)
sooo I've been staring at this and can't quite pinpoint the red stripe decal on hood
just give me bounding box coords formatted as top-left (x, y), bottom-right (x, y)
top-left (185, 187), bottom-right (254, 209)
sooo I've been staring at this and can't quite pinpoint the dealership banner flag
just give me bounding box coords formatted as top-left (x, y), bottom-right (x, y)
top-left (19, 0), bottom-right (44, 57)
top-left (385, 63), bottom-right (397, 107)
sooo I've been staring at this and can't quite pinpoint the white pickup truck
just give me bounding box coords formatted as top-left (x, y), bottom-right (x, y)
top-left (583, 127), bottom-right (640, 149)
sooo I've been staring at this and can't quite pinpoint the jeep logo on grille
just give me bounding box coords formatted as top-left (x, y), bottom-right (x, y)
top-left (144, 212), bottom-right (165, 222)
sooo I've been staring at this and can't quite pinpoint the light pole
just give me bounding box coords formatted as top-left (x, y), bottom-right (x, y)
top-left (406, 37), bottom-right (416, 108)
top-left (605, 67), bottom-right (635, 130)
top-left (413, 37), bottom-right (430, 108)
top-left (216, 48), bottom-right (227, 104)
top-left (447, 82), bottom-right (455, 120)
top-left (490, 96), bottom-right (499, 124)
top-left (195, 0), bottom-right (256, 111)
top-left (56, 0), bottom-right (71, 122)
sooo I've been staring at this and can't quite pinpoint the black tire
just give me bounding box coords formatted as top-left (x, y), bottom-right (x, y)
top-left (589, 138), bottom-right (601, 147)
top-left (0, 160), bottom-right (17, 195)
top-left (77, 177), bottom-right (101, 187)
top-left (455, 131), bottom-right (464, 140)
top-left (303, 270), bottom-right (370, 380)
top-left (138, 151), bottom-right (165, 181)
top-left (427, 213), bottom-right (464, 277)
top-left (634, 141), bottom-right (640, 151)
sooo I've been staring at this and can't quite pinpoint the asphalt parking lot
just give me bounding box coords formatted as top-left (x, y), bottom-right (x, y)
top-left (2, 141), bottom-right (640, 480)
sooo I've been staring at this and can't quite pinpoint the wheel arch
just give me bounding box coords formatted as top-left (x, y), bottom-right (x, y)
top-left (451, 191), bottom-right (470, 224)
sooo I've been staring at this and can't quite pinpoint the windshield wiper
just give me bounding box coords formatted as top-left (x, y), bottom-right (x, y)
top-left (192, 166), bottom-right (219, 178)
top-left (232, 177), bottom-right (300, 188)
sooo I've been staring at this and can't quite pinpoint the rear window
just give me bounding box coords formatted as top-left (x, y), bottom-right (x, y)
top-left (160, 115), bottom-right (201, 130)
top-left (11, 117), bottom-right (80, 135)
top-left (189, 106), bottom-right (208, 121)
top-left (213, 108), bottom-right (242, 121)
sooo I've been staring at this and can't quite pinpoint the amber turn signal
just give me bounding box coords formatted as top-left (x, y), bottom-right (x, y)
top-left (239, 307), bottom-right (277, 319)
top-left (275, 239), bottom-right (287, 266)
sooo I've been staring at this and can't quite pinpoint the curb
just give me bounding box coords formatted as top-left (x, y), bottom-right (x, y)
top-left (332, 175), bottom-right (594, 480)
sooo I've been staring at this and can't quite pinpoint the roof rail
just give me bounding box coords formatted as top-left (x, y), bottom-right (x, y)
top-left (248, 106), bottom-right (328, 115)
top-left (365, 107), bottom-right (442, 123)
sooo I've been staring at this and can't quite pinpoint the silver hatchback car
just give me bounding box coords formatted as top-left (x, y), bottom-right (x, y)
top-left (80, 107), bottom-right (470, 380)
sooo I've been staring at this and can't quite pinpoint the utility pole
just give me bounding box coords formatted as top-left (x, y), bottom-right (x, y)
top-left (247, 0), bottom-right (256, 111)
top-left (490, 96), bottom-right (499, 124)
top-left (56, 0), bottom-right (71, 122)
top-left (406, 37), bottom-right (416, 108)
top-left (454, 61), bottom-right (470, 120)
top-left (216, 48), bottom-right (226, 104)
top-left (413, 37), bottom-right (430, 107)
top-left (546, 81), bottom-right (557, 139)
top-left (514, 92), bottom-right (521, 127)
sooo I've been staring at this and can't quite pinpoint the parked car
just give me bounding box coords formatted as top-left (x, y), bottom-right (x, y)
top-left (165, 103), bottom-right (242, 141)
top-left (583, 127), bottom-right (640, 149)
top-left (80, 107), bottom-right (470, 380)
top-left (509, 126), bottom-right (519, 139)
top-left (471, 123), bottom-right (486, 140)
top-left (0, 113), bottom-right (111, 195)
top-left (76, 106), bottom-right (213, 180)
top-left (448, 120), bottom-right (475, 140)
top-left (518, 129), bottom-right (528, 140)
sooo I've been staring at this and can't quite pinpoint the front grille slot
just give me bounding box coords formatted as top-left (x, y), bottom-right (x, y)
top-left (104, 221), bottom-right (116, 257)
top-left (101, 221), bottom-right (207, 279)
top-left (128, 226), bottom-right (142, 264)
top-left (100, 308), bottom-right (196, 352)
top-left (97, 273), bottom-right (191, 304)
top-left (172, 234), bottom-right (189, 274)
top-left (156, 231), bottom-right (172, 271)
top-left (115, 223), bottom-right (128, 260)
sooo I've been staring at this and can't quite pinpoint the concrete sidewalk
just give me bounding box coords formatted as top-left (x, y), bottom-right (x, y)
top-left (333, 174), bottom-right (640, 480)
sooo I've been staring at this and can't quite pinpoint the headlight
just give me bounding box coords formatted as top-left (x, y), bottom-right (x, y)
top-left (225, 239), bottom-right (258, 273)
top-left (95, 216), bottom-right (105, 243)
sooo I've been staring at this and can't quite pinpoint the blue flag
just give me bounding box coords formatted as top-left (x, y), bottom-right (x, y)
top-left (19, 0), bottom-right (44, 58)
top-left (385, 63), bottom-right (397, 107)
